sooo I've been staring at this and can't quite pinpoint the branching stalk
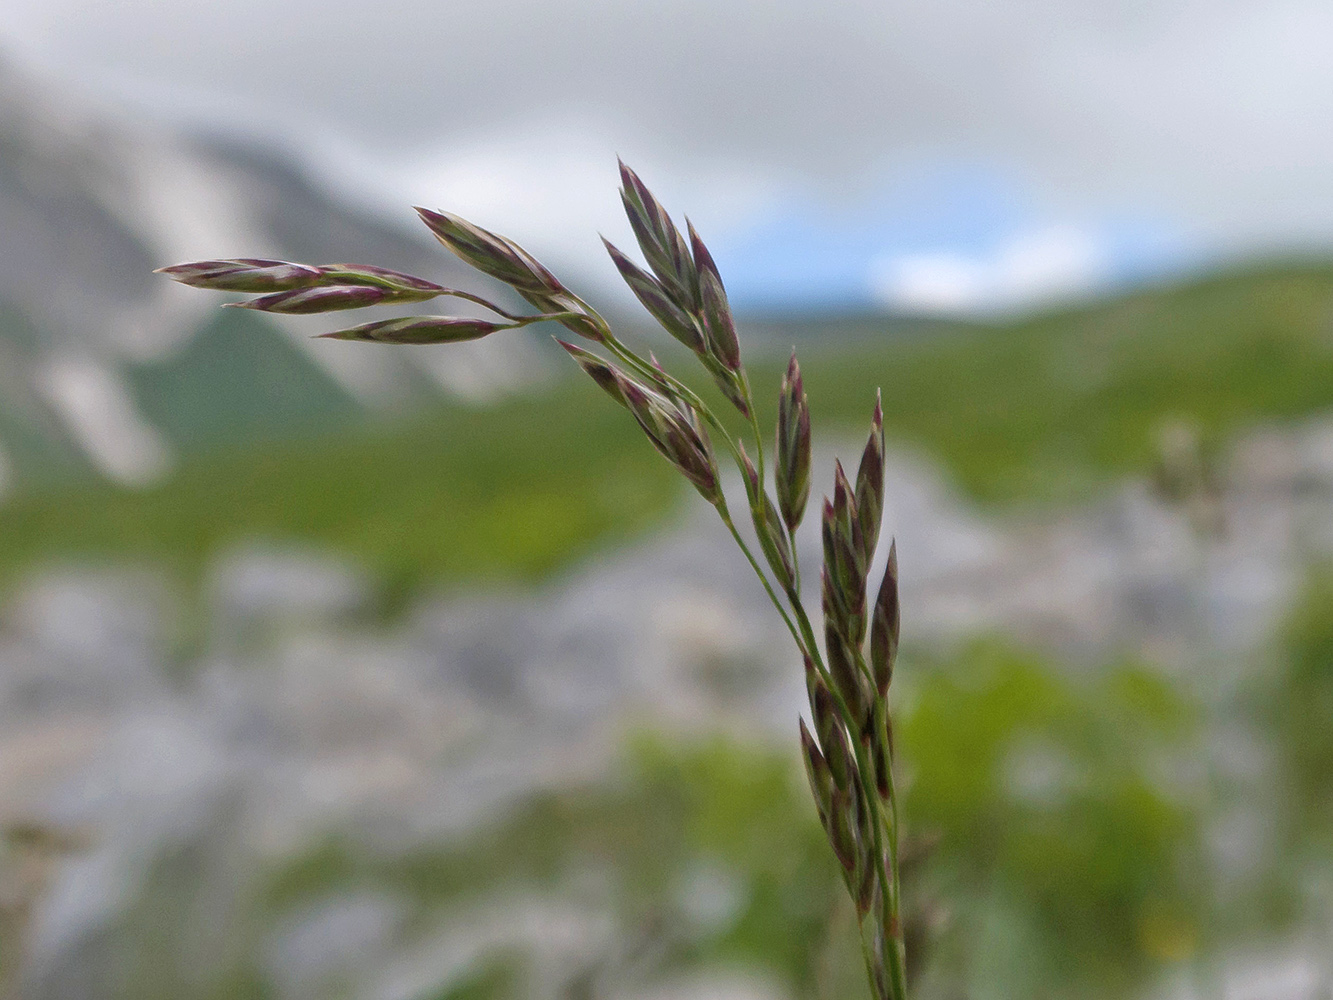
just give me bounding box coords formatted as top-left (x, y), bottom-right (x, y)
top-left (156, 161), bottom-right (910, 1000)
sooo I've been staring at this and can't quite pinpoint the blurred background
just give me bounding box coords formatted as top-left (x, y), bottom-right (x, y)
top-left (0, 1), bottom-right (1332, 997)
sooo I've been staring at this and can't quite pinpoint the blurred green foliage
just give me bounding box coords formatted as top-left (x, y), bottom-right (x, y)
top-left (779, 264), bottom-right (1333, 504)
top-left (1272, 567), bottom-right (1333, 836)
top-left (0, 383), bottom-right (679, 601)
top-left (162, 646), bottom-right (1201, 1000)
top-left (900, 643), bottom-right (1203, 999)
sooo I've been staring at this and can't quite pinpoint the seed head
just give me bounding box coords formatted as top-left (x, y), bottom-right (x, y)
top-left (618, 159), bottom-right (698, 311)
top-left (799, 718), bottom-right (834, 823)
top-left (692, 223), bottom-right (742, 373)
top-left (155, 258), bottom-right (323, 292)
top-left (776, 351), bottom-right (811, 532)
top-left (227, 285), bottom-right (388, 314)
top-left (314, 264), bottom-right (445, 297)
top-left (415, 207), bottom-right (563, 295)
top-left (855, 391), bottom-right (886, 565)
top-left (317, 316), bottom-right (506, 344)
top-left (869, 540), bottom-right (900, 699)
top-left (555, 339), bottom-right (627, 407)
top-left (317, 318), bottom-right (503, 346)
top-left (603, 238), bottom-right (704, 354)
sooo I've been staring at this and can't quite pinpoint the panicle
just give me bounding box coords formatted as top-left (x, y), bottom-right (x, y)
top-left (156, 163), bottom-right (908, 1000)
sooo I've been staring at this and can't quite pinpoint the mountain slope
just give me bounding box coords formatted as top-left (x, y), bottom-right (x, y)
top-left (125, 309), bottom-right (363, 451)
top-left (0, 54), bottom-right (539, 490)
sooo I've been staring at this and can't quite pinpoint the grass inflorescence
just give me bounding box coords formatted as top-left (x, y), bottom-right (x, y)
top-left (158, 160), bottom-right (912, 999)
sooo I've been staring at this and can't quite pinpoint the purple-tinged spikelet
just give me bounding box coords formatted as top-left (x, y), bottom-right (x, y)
top-left (619, 380), bottom-right (719, 503)
top-left (855, 392), bottom-right (886, 566)
top-left (317, 316), bottom-right (505, 344)
top-left (314, 264), bottom-right (445, 296)
top-left (691, 224), bottom-right (742, 372)
top-left (618, 159), bottom-right (698, 311)
top-left (869, 540), bottom-right (900, 699)
top-left (415, 207), bottom-right (563, 295)
top-left (739, 445), bottom-right (796, 594)
top-left (155, 258), bottom-right (323, 293)
top-left (826, 619), bottom-right (868, 729)
top-left (603, 238), bottom-right (704, 354)
top-left (227, 285), bottom-right (388, 314)
top-left (799, 719), bottom-right (835, 822)
top-left (776, 351), bottom-right (811, 532)
top-left (556, 339), bottom-right (627, 407)
top-left (828, 789), bottom-right (859, 874)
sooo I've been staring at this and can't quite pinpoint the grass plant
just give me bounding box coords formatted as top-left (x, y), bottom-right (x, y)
top-left (160, 163), bottom-right (910, 999)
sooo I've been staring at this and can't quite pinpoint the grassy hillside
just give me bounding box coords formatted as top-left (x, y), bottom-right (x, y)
top-left (1, 262), bottom-right (1331, 593)
top-left (780, 263), bottom-right (1333, 502)
top-left (0, 386), bottom-right (680, 598)
top-left (126, 309), bottom-right (365, 451)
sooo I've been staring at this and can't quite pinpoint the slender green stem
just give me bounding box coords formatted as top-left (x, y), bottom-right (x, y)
top-left (715, 500), bottom-right (807, 656)
top-left (787, 521), bottom-right (802, 594)
top-left (853, 892), bottom-right (885, 1000)
top-left (875, 698), bottom-right (907, 998)
top-left (507, 310), bottom-right (590, 329)
top-left (739, 370), bottom-right (767, 484)
top-left (435, 288), bottom-right (532, 321)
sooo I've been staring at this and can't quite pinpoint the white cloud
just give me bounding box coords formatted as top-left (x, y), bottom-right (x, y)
top-left (4, 0), bottom-right (1332, 297)
top-left (870, 225), bottom-right (1105, 316)
top-left (349, 119), bottom-right (790, 298)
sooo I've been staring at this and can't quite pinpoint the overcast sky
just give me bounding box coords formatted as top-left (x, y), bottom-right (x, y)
top-left (5, 0), bottom-right (1331, 312)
